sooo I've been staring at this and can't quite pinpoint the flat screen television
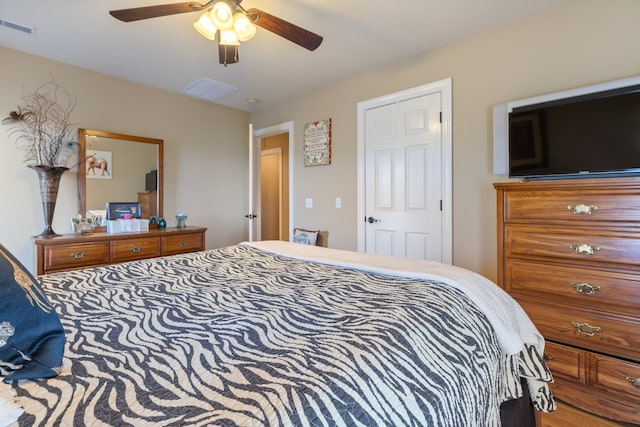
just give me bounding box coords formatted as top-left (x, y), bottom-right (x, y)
top-left (508, 84), bottom-right (640, 180)
top-left (145, 169), bottom-right (157, 192)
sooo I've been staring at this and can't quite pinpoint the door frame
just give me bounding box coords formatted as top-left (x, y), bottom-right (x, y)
top-left (253, 121), bottom-right (295, 241)
top-left (356, 78), bottom-right (453, 263)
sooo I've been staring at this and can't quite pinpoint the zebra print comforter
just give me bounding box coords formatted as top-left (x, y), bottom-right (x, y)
top-left (12, 242), bottom-right (553, 426)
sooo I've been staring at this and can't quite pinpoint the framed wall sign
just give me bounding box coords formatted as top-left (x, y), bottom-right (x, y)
top-left (304, 119), bottom-right (331, 166)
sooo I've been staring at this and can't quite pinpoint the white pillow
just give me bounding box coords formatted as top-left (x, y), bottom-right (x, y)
top-left (292, 228), bottom-right (319, 245)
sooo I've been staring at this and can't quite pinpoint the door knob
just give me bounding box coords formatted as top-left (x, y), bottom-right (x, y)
top-left (366, 216), bottom-right (380, 224)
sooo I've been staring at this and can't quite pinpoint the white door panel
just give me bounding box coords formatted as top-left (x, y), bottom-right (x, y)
top-left (364, 91), bottom-right (443, 260)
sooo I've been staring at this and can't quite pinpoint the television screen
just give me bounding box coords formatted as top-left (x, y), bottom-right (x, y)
top-left (509, 84), bottom-right (640, 180)
top-left (145, 169), bottom-right (157, 192)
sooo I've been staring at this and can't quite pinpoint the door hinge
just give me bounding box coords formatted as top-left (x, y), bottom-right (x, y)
top-left (439, 111), bottom-right (442, 123)
top-left (440, 200), bottom-right (443, 211)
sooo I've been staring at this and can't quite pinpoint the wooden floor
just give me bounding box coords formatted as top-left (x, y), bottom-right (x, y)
top-left (538, 401), bottom-right (633, 427)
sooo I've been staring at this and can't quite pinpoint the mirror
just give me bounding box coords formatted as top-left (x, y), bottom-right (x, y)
top-left (78, 129), bottom-right (163, 220)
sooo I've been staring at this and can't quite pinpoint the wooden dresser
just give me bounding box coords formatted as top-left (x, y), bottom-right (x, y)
top-left (494, 178), bottom-right (640, 425)
top-left (34, 226), bottom-right (206, 275)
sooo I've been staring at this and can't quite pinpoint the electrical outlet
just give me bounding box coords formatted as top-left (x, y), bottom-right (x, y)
top-left (305, 198), bottom-right (313, 208)
top-left (336, 197), bottom-right (341, 208)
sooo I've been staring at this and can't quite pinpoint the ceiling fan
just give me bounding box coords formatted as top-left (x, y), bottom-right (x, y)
top-left (109, 1), bottom-right (323, 66)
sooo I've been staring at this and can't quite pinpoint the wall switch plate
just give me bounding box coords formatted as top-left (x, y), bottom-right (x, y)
top-left (305, 198), bottom-right (313, 208)
top-left (336, 197), bottom-right (341, 208)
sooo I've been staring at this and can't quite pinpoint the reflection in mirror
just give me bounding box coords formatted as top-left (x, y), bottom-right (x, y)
top-left (78, 129), bottom-right (163, 220)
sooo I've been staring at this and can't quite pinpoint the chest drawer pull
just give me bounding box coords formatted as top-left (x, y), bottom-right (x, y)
top-left (71, 252), bottom-right (85, 259)
top-left (131, 246), bottom-right (142, 253)
top-left (571, 322), bottom-right (601, 337)
top-left (567, 204), bottom-right (598, 215)
top-left (571, 282), bottom-right (601, 295)
top-left (569, 243), bottom-right (600, 255)
top-left (626, 377), bottom-right (640, 388)
top-left (543, 353), bottom-right (554, 362)
top-left (178, 242), bottom-right (188, 247)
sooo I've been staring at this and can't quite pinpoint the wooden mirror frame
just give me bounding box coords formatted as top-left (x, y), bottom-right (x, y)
top-left (78, 129), bottom-right (164, 219)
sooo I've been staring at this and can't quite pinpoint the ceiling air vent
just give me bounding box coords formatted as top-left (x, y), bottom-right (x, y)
top-left (183, 78), bottom-right (238, 102)
top-left (0, 19), bottom-right (37, 35)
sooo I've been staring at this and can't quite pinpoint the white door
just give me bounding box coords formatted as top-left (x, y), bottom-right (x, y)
top-left (358, 80), bottom-right (452, 262)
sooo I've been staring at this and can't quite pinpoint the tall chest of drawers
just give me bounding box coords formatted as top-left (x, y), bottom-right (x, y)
top-left (494, 178), bottom-right (640, 425)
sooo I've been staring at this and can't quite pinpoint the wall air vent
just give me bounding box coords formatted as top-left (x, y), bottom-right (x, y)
top-left (0, 19), bottom-right (37, 35)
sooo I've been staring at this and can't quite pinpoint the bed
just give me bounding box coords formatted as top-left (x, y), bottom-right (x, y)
top-left (1, 241), bottom-right (554, 426)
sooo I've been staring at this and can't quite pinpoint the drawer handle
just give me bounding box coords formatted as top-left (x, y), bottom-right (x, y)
top-left (178, 242), bottom-right (188, 248)
top-left (543, 353), bottom-right (554, 362)
top-left (567, 204), bottom-right (598, 215)
top-left (571, 322), bottom-right (601, 337)
top-left (626, 377), bottom-right (640, 388)
top-left (571, 282), bottom-right (601, 295)
top-left (569, 243), bottom-right (600, 255)
top-left (131, 246), bottom-right (142, 253)
top-left (71, 252), bottom-right (85, 259)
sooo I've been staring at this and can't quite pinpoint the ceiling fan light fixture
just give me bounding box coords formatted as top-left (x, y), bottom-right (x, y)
top-left (109, 2), bottom-right (324, 67)
top-left (219, 29), bottom-right (239, 46)
top-left (193, 12), bottom-right (217, 40)
top-left (210, 2), bottom-right (234, 29)
top-left (233, 13), bottom-right (256, 42)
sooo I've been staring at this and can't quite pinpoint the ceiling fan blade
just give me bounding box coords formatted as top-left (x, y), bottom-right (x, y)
top-left (247, 8), bottom-right (322, 51)
top-left (110, 2), bottom-right (208, 22)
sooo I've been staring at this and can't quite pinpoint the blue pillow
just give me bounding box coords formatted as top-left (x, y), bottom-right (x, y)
top-left (0, 244), bottom-right (65, 382)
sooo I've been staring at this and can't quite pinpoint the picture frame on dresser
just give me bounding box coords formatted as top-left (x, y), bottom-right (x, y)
top-left (106, 202), bottom-right (141, 219)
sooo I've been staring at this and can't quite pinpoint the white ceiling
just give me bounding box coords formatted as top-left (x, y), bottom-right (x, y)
top-left (0, 0), bottom-right (567, 112)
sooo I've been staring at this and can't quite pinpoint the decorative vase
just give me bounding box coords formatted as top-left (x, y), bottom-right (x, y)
top-left (29, 165), bottom-right (69, 238)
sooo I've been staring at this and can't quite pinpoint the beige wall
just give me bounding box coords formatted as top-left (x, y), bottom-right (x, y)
top-left (250, 0), bottom-right (640, 281)
top-left (2, 1), bottom-right (638, 280)
top-left (0, 47), bottom-right (250, 273)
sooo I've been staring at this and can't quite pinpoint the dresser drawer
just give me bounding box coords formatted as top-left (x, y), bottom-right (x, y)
top-left (543, 341), bottom-right (586, 383)
top-left (110, 237), bottom-right (160, 262)
top-left (503, 189), bottom-right (640, 223)
top-left (590, 353), bottom-right (640, 401)
top-left (162, 233), bottom-right (203, 255)
top-left (518, 298), bottom-right (640, 362)
top-left (43, 242), bottom-right (110, 272)
top-left (505, 259), bottom-right (640, 313)
top-left (505, 225), bottom-right (640, 267)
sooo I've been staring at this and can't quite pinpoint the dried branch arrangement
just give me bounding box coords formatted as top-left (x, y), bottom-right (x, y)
top-left (3, 80), bottom-right (77, 167)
